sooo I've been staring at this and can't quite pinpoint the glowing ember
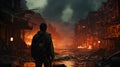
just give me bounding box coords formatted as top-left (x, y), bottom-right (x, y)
top-left (98, 41), bottom-right (101, 43)
top-left (24, 62), bottom-right (35, 67)
top-left (88, 45), bottom-right (92, 49)
top-left (77, 45), bottom-right (92, 50)
top-left (24, 34), bottom-right (33, 46)
top-left (77, 46), bottom-right (85, 49)
top-left (26, 42), bottom-right (31, 46)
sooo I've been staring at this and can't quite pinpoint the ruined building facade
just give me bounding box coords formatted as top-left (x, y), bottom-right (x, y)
top-left (75, 0), bottom-right (120, 56)
top-left (0, 0), bottom-right (32, 55)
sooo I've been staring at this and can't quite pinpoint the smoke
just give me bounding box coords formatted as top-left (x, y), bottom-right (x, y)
top-left (21, 0), bottom-right (28, 9)
top-left (23, 0), bottom-right (107, 49)
top-left (48, 21), bottom-right (75, 49)
top-left (44, 0), bottom-right (106, 22)
top-left (69, 0), bottom-right (107, 21)
top-left (43, 0), bottom-right (67, 21)
top-left (25, 0), bottom-right (107, 22)
top-left (62, 5), bottom-right (73, 22)
top-left (25, 0), bottom-right (48, 12)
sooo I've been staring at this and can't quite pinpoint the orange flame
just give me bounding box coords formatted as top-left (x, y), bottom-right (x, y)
top-left (88, 45), bottom-right (92, 49)
top-left (77, 46), bottom-right (85, 49)
top-left (77, 45), bottom-right (92, 50)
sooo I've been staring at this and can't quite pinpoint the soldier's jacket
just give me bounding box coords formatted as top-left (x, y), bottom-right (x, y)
top-left (31, 31), bottom-right (54, 60)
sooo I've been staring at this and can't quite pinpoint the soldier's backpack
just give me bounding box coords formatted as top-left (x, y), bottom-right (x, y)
top-left (36, 33), bottom-right (47, 56)
top-left (31, 33), bottom-right (48, 60)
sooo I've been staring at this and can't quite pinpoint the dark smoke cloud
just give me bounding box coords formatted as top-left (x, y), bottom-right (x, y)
top-left (21, 0), bottom-right (28, 9)
top-left (69, 0), bottom-right (104, 21)
top-left (24, 0), bottom-right (107, 22)
top-left (42, 0), bottom-right (107, 22)
top-left (43, 0), bottom-right (67, 21)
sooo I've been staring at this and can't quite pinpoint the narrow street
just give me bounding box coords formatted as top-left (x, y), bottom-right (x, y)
top-left (24, 48), bottom-right (96, 67)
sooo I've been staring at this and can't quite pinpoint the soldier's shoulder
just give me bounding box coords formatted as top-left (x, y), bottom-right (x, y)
top-left (45, 32), bottom-right (51, 37)
top-left (46, 32), bottom-right (51, 35)
top-left (33, 32), bottom-right (39, 39)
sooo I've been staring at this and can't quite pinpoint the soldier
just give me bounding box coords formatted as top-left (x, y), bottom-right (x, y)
top-left (31, 22), bottom-right (54, 67)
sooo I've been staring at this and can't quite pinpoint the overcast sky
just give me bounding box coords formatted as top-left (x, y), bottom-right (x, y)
top-left (25, 0), bottom-right (107, 23)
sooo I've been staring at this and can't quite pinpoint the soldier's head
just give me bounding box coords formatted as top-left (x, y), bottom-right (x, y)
top-left (40, 22), bottom-right (47, 32)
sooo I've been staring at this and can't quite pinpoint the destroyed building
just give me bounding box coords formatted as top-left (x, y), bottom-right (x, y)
top-left (75, 0), bottom-right (120, 56)
top-left (0, 0), bottom-right (33, 55)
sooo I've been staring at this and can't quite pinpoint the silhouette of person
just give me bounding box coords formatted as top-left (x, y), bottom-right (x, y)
top-left (31, 22), bottom-right (54, 67)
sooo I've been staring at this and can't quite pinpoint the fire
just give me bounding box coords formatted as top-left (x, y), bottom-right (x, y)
top-left (88, 45), bottom-right (92, 49)
top-left (24, 33), bottom-right (60, 47)
top-left (26, 42), bottom-right (31, 46)
top-left (98, 41), bottom-right (101, 43)
top-left (23, 21), bottom-right (74, 49)
top-left (77, 45), bottom-right (92, 50)
top-left (24, 34), bottom-right (33, 46)
top-left (77, 46), bottom-right (85, 49)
